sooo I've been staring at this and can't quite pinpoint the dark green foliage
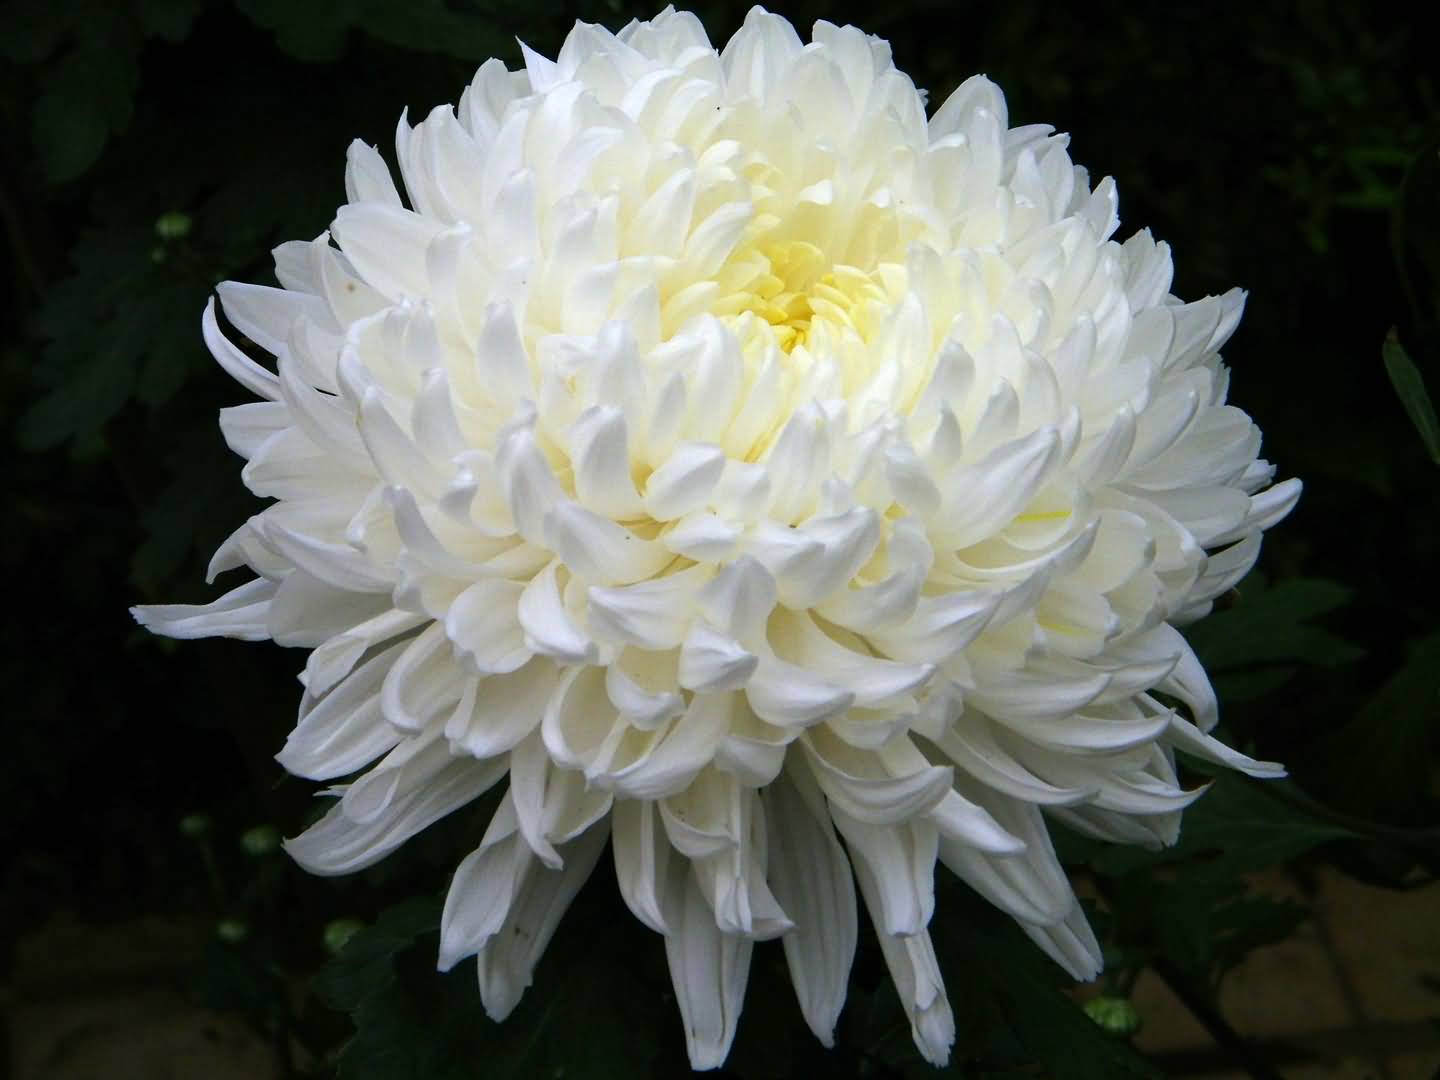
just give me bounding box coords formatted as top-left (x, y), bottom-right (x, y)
top-left (4, 2), bottom-right (1437, 1078)
top-left (17, 225), bottom-right (208, 452)
top-left (314, 885), bottom-right (670, 1079)
top-left (1057, 774), bottom-right (1355, 996)
top-left (236, 0), bottom-right (512, 63)
top-left (932, 894), bottom-right (1159, 1079)
top-left (1383, 336), bottom-right (1440, 463)
top-left (1185, 574), bottom-right (1364, 702)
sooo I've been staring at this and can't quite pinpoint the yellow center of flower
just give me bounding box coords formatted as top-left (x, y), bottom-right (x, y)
top-left (713, 240), bottom-right (892, 353)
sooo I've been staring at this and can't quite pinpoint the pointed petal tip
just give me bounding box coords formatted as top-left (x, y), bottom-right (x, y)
top-left (913, 1011), bottom-right (955, 1067)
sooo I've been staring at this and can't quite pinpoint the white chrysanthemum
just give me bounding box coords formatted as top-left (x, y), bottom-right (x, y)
top-left (134, 7), bottom-right (1300, 1068)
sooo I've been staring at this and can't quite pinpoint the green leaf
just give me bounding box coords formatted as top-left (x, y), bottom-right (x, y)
top-left (1208, 894), bottom-right (1309, 978)
top-left (1309, 632), bottom-right (1440, 821)
top-left (1071, 777), bottom-right (1346, 984)
top-left (932, 890), bottom-right (1158, 1079)
top-left (235, 0), bottom-right (509, 63)
top-left (131, 429), bottom-right (257, 589)
top-left (1163, 774), bottom-right (1357, 876)
top-left (32, 85), bottom-right (113, 185)
top-left (17, 226), bottom-right (212, 453)
top-left (337, 963), bottom-right (492, 1080)
top-left (317, 887), bottom-right (667, 1080)
top-left (134, 0), bottom-right (203, 41)
top-left (311, 895), bottom-right (442, 1014)
top-left (1383, 335), bottom-right (1440, 464)
top-left (31, 24), bottom-right (142, 183)
top-left (1185, 574), bottom-right (1363, 675)
top-left (0, 0), bottom-right (67, 63)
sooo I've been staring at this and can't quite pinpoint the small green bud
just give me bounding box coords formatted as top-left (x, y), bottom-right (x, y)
top-left (239, 824), bottom-right (282, 857)
top-left (150, 246), bottom-right (167, 264)
top-left (154, 210), bottom-right (193, 239)
top-left (323, 918), bottom-right (365, 955)
top-left (1084, 995), bottom-right (1142, 1037)
top-left (178, 813), bottom-right (212, 838)
top-left (216, 918), bottom-right (248, 944)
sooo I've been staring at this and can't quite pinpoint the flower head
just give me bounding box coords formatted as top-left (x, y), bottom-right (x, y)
top-left (134, 6), bottom-right (1299, 1068)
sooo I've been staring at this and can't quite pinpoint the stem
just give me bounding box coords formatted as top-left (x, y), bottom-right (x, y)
top-left (1151, 958), bottom-right (1286, 1080)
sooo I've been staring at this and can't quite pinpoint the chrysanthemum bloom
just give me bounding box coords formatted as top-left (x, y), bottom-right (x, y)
top-left (135, 7), bottom-right (1299, 1068)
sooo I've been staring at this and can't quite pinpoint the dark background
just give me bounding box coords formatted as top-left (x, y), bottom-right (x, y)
top-left (2, 2), bottom-right (1436, 1077)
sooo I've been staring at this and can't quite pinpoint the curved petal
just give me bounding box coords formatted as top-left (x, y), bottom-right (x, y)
top-left (476, 816), bottom-right (611, 1019)
top-left (662, 865), bottom-right (754, 1071)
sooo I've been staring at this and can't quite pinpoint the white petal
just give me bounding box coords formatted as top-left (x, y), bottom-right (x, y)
top-left (608, 693), bottom-right (730, 800)
top-left (509, 731), bottom-right (612, 869)
top-left (662, 865), bottom-right (754, 1071)
top-left (439, 794), bottom-right (530, 970)
top-left (331, 203), bottom-right (444, 300)
top-left (279, 638), bottom-right (408, 780)
top-left (852, 849), bottom-right (955, 1066)
top-left (216, 281), bottom-right (324, 358)
top-left (445, 579), bottom-right (532, 674)
top-left (267, 570), bottom-right (390, 647)
top-left (131, 578), bottom-right (278, 642)
top-left (495, 414), bottom-right (565, 547)
top-left (381, 621), bottom-right (467, 733)
top-left (570, 405), bottom-right (646, 519)
top-left (263, 522), bottom-right (395, 593)
top-left (588, 565), bottom-right (712, 650)
top-left (763, 764), bottom-right (856, 1047)
top-left (800, 730), bottom-right (952, 826)
top-left (285, 745), bottom-right (505, 876)
top-left (696, 556), bottom-right (777, 642)
top-left (924, 789), bottom-right (1026, 856)
top-left (770, 610), bottom-right (933, 706)
top-left (679, 620), bottom-right (759, 693)
top-left (933, 717), bottom-right (1095, 806)
top-left (1164, 713), bottom-right (1285, 778)
top-left (867, 589), bottom-right (998, 664)
top-left (304, 607), bottom-right (425, 697)
top-left (445, 658), bottom-right (556, 759)
top-left (932, 427), bottom-right (1062, 548)
top-left (831, 812), bottom-right (937, 937)
top-left (745, 655), bottom-right (854, 729)
top-left (344, 140), bottom-right (402, 206)
top-left (1019, 902), bottom-right (1103, 981)
top-left (611, 798), bottom-right (674, 934)
top-left (518, 561), bottom-right (596, 664)
top-left (476, 816), bottom-right (610, 1020)
top-left (543, 501), bottom-right (672, 585)
top-left (202, 298), bottom-right (280, 401)
top-left (644, 442), bottom-right (727, 521)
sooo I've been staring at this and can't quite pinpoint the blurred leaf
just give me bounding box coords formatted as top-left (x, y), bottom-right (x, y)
top-left (1179, 776), bottom-right (1357, 873)
top-left (131, 427), bottom-right (255, 590)
top-left (236, 0), bottom-right (510, 63)
top-left (134, 0), bottom-right (205, 41)
top-left (1309, 632), bottom-right (1440, 821)
top-left (1208, 894), bottom-right (1308, 979)
top-left (10, 0), bottom-right (206, 181)
top-left (1392, 137), bottom-right (1440, 333)
top-left (195, 936), bottom-right (287, 1032)
top-left (1071, 777), bottom-right (1351, 985)
top-left (0, 0), bottom-right (66, 63)
top-left (312, 895), bottom-right (442, 1014)
top-left (1085, 773), bottom-right (1359, 880)
top-left (931, 891), bottom-right (1158, 1079)
top-left (318, 888), bottom-right (665, 1080)
top-left (1383, 335), bottom-right (1440, 464)
top-left (32, 34), bottom-right (139, 182)
top-left (16, 225), bottom-right (214, 453)
top-left (1186, 574), bottom-right (1364, 676)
